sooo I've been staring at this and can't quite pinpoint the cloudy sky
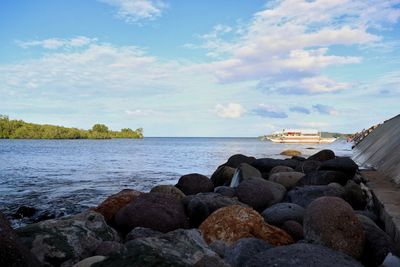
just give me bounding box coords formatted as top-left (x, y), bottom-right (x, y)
top-left (1, 0), bottom-right (399, 136)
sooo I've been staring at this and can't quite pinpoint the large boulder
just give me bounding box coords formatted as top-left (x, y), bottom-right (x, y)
top-left (269, 172), bottom-right (305, 189)
top-left (214, 186), bottom-right (236, 197)
top-left (261, 203), bottom-right (305, 226)
top-left (295, 170), bottom-right (349, 186)
top-left (286, 185), bottom-right (346, 208)
top-left (224, 154), bottom-right (256, 168)
top-left (199, 205), bottom-right (293, 246)
top-left (93, 189), bottom-right (142, 224)
top-left (115, 192), bottom-right (187, 233)
top-left (0, 212), bottom-right (42, 267)
top-left (308, 149), bottom-right (335, 162)
top-left (320, 157), bottom-right (358, 177)
top-left (303, 197), bottom-right (365, 259)
top-left (16, 211), bottom-right (119, 267)
top-left (269, 165), bottom-right (294, 175)
top-left (236, 178), bottom-right (274, 211)
top-left (230, 163), bottom-right (262, 187)
top-left (211, 166), bottom-right (235, 187)
top-left (251, 158), bottom-right (298, 173)
top-left (224, 238), bottom-right (272, 267)
top-left (262, 180), bottom-right (287, 204)
top-left (95, 229), bottom-right (220, 267)
top-left (244, 243), bottom-right (364, 267)
top-left (150, 185), bottom-right (186, 199)
top-left (176, 173), bottom-right (214, 195)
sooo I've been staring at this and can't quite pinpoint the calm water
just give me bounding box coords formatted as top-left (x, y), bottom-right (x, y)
top-left (0, 138), bottom-right (352, 226)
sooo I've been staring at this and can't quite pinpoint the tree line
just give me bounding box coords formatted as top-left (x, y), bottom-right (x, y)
top-left (0, 115), bottom-right (143, 139)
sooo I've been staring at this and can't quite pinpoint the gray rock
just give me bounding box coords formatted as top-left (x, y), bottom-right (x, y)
top-left (263, 179), bottom-right (287, 204)
top-left (269, 172), bottom-right (305, 189)
top-left (209, 240), bottom-right (227, 258)
top-left (328, 182), bottom-right (343, 189)
top-left (224, 154), bottom-right (256, 168)
top-left (94, 241), bottom-right (125, 257)
top-left (261, 203), bottom-right (305, 225)
top-left (320, 157), bottom-right (358, 177)
top-left (307, 149), bottom-right (335, 162)
top-left (281, 220), bottom-right (304, 241)
top-left (236, 178), bottom-right (274, 211)
top-left (194, 255), bottom-right (230, 267)
top-left (214, 186), bottom-right (236, 197)
top-left (344, 180), bottom-right (367, 210)
top-left (244, 243), bottom-right (363, 267)
top-left (224, 238), bottom-right (272, 267)
top-left (230, 163), bottom-right (262, 187)
top-left (295, 160), bottom-right (321, 174)
top-left (73, 256), bottom-right (106, 267)
top-left (382, 253), bottom-right (400, 267)
top-left (296, 170), bottom-right (349, 186)
top-left (176, 173), bottom-right (214, 195)
top-left (251, 158), bottom-right (298, 173)
top-left (16, 210), bottom-right (119, 267)
top-left (211, 166), bottom-right (236, 187)
top-left (286, 185), bottom-right (346, 208)
top-left (354, 210), bottom-right (378, 222)
top-left (269, 166), bottom-right (294, 175)
top-left (125, 227), bottom-right (162, 242)
top-left (150, 185), bottom-right (186, 199)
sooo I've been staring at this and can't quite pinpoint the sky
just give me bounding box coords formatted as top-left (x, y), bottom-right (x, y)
top-left (0, 0), bottom-right (399, 137)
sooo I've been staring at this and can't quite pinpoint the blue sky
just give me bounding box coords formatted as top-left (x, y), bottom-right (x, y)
top-left (0, 0), bottom-right (399, 136)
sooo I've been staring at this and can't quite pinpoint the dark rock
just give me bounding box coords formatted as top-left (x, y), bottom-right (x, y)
top-left (303, 197), bottom-right (365, 259)
top-left (211, 165), bottom-right (235, 187)
top-left (261, 203), bottom-right (305, 226)
top-left (296, 170), bottom-right (349, 186)
top-left (230, 163), bottom-right (262, 187)
top-left (125, 227), bottom-right (162, 242)
top-left (308, 149), bottom-right (335, 162)
top-left (251, 158), bottom-right (298, 173)
top-left (209, 240), bottom-right (227, 258)
top-left (295, 160), bottom-right (321, 173)
top-left (176, 173), bottom-right (214, 195)
top-left (224, 238), bottom-right (272, 267)
top-left (262, 179), bottom-right (287, 204)
top-left (269, 165), bottom-right (294, 175)
top-left (320, 157), bottom-right (358, 177)
top-left (269, 171), bottom-right (305, 189)
top-left (355, 210), bottom-right (378, 223)
top-left (286, 185), bottom-right (346, 208)
top-left (244, 243), bottom-right (363, 267)
top-left (281, 220), bottom-right (304, 241)
top-left (224, 154), bottom-right (256, 168)
top-left (214, 186), bottom-right (236, 197)
top-left (12, 206), bottom-right (37, 219)
top-left (236, 178), bottom-right (274, 211)
top-left (292, 156), bottom-right (306, 161)
top-left (150, 184), bottom-right (186, 199)
top-left (115, 192), bottom-right (187, 233)
top-left (344, 180), bottom-right (367, 210)
top-left (194, 255), bottom-right (230, 267)
top-left (94, 241), bottom-right (126, 257)
top-left (381, 253), bottom-right (400, 267)
top-left (0, 212), bottom-right (42, 267)
top-left (74, 256), bottom-right (106, 266)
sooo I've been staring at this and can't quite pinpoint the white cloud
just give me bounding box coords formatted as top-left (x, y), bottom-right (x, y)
top-left (215, 103), bottom-right (246, 118)
top-left (125, 109), bottom-right (163, 117)
top-left (99, 0), bottom-right (167, 22)
top-left (16, 36), bottom-right (96, 49)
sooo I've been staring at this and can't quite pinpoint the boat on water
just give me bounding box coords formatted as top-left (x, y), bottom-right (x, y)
top-left (264, 129), bottom-right (337, 144)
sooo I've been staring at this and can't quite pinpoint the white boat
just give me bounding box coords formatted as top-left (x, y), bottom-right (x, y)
top-left (266, 129), bottom-right (336, 144)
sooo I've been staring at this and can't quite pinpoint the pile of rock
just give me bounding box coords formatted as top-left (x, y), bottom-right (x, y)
top-left (1, 149), bottom-right (398, 267)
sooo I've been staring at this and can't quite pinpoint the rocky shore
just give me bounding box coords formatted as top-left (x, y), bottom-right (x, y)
top-left (1, 149), bottom-right (399, 267)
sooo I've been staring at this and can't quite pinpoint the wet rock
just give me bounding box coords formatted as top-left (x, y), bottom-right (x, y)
top-left (125, 227), bottom-right (162, 242)
top-left (73, 256), bottom-right (106, 267)
top-left (96, 229), bottom-right (219, 267)
top-left (230, 163), bottom-right (262, 187)
top-left (16, 210), bottom-right (119, 267)
top-left (184, 192), bottom-right (247, 227)
top-left (150, 184), bottom-right (186, 199)
top-left (236, 178), bottom-right (274, 211)
top-left (224, 238), bottom-right (273, 267)
top-left (308, 149), bottom-right (335, 162)
top-left (251, 158), bottom-right (298, 173)
top-left (93, 189), bottom-right (142, 224)
top-left (176, 173), bottom-right (214, 195)
top-left (199, 205), bottom-right (293, 246)
top-left (263, 180), bottom-right (287, 204)
top-left (303, 197), bottom-right (365, 259)
top-left (295, 160), bottom-right (321, 174)
top-left (94, 241), bottom-right (125, 257)
top-left (269, 171), bottom-right (305, 189)
top-left (261, 203), bottom-right (305, 226)
top-left (224, 154), bottom-right (256, 168)
top-left (12, 206), bottom-right (37, 219)
top-left (280, 149), bottom-right (301, 157)
top-left (286, 185), bottom-right (346, 208)
top-left (281, 220), bottom-right (304, 241)
top-left (296, 170), bottom-right (349, 186)
top-left (344, 180), bottom-right (367, 210)
top-left (209, 240), bottom-right (227, 258)
top-left (0, 212), bottom-right (42, 267)
top-left (320, 157), bottom-right (358, 177)
top-left (210, 166), bottom-right (235, 187)
top-left (214, 186), bottom-right (236, 197)
top-left (244, 243), bottom-right (363, 267)
top-left (115, 192), bottom-right (187, 234)
top-left (269, 165), bottom-right (294, 175)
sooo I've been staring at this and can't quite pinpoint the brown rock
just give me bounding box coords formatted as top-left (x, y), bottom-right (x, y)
top-left (93, 189), bottom-right (142, 224)
top-left (280, 149), bottom-right (302, 157)
top-left (199, 205), bottom-right (293, 246)
top-left (150, 184), bottom-right (186, 199)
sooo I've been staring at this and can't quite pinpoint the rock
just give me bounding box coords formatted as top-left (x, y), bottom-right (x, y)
top-left (194, 255), bottom-right (230, 267)
top-left (344, 180), bottom-right (367, 210)
top-left (211, 166), bottom-right (236, 187)
top-left (176, 173), bottom-right (214, 195)
top-left (184, 192), bottom-right (247, 227)
top-left (357, 215), bottom-right (397, 267)
top-left (93, 189), bottom-right (142, 224)
top-left (296, 170), bottom-right (349, 186)
top-left (12, 206), bottom-right (37, 219)
top-left (382, 253), bottom-right (400, 267)
top-left (214, 186), bottom-right (236, 197)
top-left (125, 227), bottom-right (162, 242)
top-left (150, 184), bottom-right (186, 199)
top-left (355, 210), bottom-right (378, 222)
top-left (115, 192), bottom-right (187, 233)
top-left (96, 229), bottom-right (219, 267)
top-left (251, 158), bottom-right (298, 173)
top-left (280, 149), bottom-right (301, 157)
top-left (73, 256), bottom-right (106, 267)
top-left (236, 178), bottom-right (274, 211)
top-left (230, 163), bottom-right (262, 187)
top-left (94, 241), bottom-right (125, 257)
top-left (263, 180), bottom-right (287, 204)
top-left (303, 197), bottom-right (365, 259)
top-left (308, 149), bottom-right (335, 162)
top-left (224, 154), bottom-right (256, 168)
top-left (292, 156), bottom-right (306, 161)
top-left (261, 203), bottom-right (305, 226)
top-left (224, 238), bottom-right (273, 267)
top-left (199, 205), bottom-right (293, 246)
top-left (295, 160), bottom-right (321, 173)
top-left (269, 165), bottom-right (294, 175)
top-left (328, 182), bottom-right (343, 189)
top-left (16, 210), bottom-right (119, 267)
top-left (209, 240), bottom-right (227, 258)
top-left (286, 185), bottom-right (346, 208)
top-left (269, 172), bottom-right (305, 189)
top-left (244, 243), bottom-right (364, 267)
top-left (320, 157), bottom-right (358, 177)
top-left (0, 212), bottom-right (42, 267)
top-left (281, 220), bottom-right (304, 241)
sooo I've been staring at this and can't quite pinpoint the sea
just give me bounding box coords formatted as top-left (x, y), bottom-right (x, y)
top-left (0, 137), bottom-right (352, 227)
